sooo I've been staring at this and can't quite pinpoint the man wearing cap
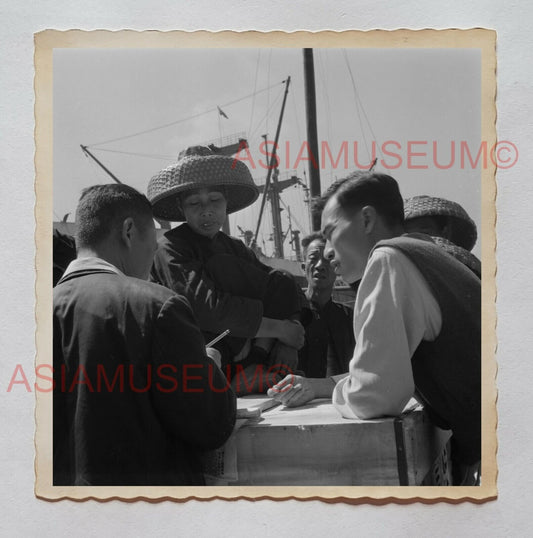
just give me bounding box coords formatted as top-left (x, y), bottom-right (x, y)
top-left (53, 184), bottom-right (236, 486)
top-left (269, 171), bottom-right (481, 485)
top-left (148, 146), bottom-right (306, 395)
top-left (403, 195), bottom-right (481, 277)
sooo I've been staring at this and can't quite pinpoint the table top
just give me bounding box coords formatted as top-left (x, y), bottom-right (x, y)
top-left (206, 397), bottom-right (444, 486)
top-left (237, 395), bottom-right (421, 428)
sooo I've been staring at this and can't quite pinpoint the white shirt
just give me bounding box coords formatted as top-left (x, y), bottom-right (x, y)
top-left (332, 246), bottom-right (442, 419)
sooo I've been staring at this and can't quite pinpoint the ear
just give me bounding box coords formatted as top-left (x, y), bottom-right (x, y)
top-left (360, 206), bottom-right (377, 233)
top-left (121, 217), bottom-right (135, 248)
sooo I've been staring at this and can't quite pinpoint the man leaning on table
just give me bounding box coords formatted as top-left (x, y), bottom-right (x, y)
top-left (268, 171), bottom-right (481, 486)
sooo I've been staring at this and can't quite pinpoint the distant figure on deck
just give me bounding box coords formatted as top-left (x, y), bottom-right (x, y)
top-left (403, 195), bottom-right (481, 278)
top-left (148, 146), bottom-right (306, 395)
top-left (53, 184), bottom-right (236, 486)
top-left (297, 232), bottom-right (354, 377)
top-left (269, 171), bottom-right (481, 485)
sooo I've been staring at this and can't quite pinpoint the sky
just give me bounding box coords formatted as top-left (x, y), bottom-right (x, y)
top-left (53, 46), bottom-right (481, 257)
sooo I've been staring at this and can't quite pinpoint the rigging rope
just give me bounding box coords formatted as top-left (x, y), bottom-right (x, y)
top-left (266, 49), bottom-right (272, 138)
top-left (87, 82), bottom-right (283, 148)
top-left (248, 90), bottom-right (283, 142)
top-left (289, 83), bottom-right (303, 145)
top-left (342, 49), bottom-right (384, 165)
top-left (89, 147), bottom-right (176, 161)
top-left (247, 49), bottom-right (261, 139)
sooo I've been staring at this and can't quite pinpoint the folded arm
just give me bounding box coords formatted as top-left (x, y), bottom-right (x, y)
top-left (152, 241), bottom-right (264, 339)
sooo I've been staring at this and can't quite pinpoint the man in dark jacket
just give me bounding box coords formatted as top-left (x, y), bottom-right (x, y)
top-left (53, 184), bottom-right (236, 486)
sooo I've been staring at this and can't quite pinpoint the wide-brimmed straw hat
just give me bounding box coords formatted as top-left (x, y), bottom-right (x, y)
top-left (147, 145), bottom-right (259, 221)
top-left (404, 195), bottom-right (477, 251)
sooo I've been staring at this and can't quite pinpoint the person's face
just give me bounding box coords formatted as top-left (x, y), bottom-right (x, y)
top-left (181, 187), bottom-right (227, 238)
top-left (404, 216), bottom-right (444, 237)
top-left (304, 238), bottom-right (336, 291)
top-left (128, 216), bottom-right (158, 280)
top-left (321, 196), bottom-right (375, 283)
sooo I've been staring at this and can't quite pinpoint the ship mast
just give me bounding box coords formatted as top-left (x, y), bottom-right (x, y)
top-left (303, 49), bottom-right (321, 231)
top-left (252, 49), bottom-right (322, 257)
top-left (262, 136), bottom-right (285, 258)
top-left (252, 76), bottom-right (291, 253)
top-left (80, 145), bottom-right (122, 184)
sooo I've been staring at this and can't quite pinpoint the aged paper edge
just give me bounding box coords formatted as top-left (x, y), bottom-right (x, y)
top-left (34, 28), bottom-right (497, 503)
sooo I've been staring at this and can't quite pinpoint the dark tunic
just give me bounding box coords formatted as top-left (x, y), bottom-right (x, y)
top-left (298, 299), bottom-right (355, 378)
top-left (53, 266), bottom-right (236, 486)
top-left (151, 223), bottom-right (306, 364)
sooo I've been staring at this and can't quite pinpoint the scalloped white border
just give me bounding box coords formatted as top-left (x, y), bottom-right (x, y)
top-left (34, 29), bottom-right (496, 504)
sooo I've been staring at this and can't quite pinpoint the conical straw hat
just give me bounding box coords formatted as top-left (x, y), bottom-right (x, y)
top-left (404, 195), bottom-right (477, 251)
top-left (147, 145), bottom-right (259, 222)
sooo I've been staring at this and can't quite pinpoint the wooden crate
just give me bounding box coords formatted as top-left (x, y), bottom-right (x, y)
top-left (204, 398), bottom-right (451, 486)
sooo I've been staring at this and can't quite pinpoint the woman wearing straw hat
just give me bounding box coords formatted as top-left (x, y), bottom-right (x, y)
top-left (148, 146), bottom-right (306, 395)
top-left (403, 195), bottom-right (481, 278)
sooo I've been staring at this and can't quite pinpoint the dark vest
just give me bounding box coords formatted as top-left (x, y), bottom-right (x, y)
top-left (375, 236), bottom-right (481, 464)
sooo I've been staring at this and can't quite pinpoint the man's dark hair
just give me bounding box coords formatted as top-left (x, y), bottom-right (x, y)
top-left (301, 232), bottom-right (325, 252)
top-left (312, 171), bottom-right (405, 227)
top-left (75, 184), bottom-right (153, 249)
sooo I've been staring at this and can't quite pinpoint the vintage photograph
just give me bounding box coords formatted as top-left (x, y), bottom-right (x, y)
top-left (35, 30), bottom-right (496, 501)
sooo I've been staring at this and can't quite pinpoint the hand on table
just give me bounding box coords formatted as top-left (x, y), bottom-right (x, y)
top-left (267, 374), bottom-right (315, 407)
